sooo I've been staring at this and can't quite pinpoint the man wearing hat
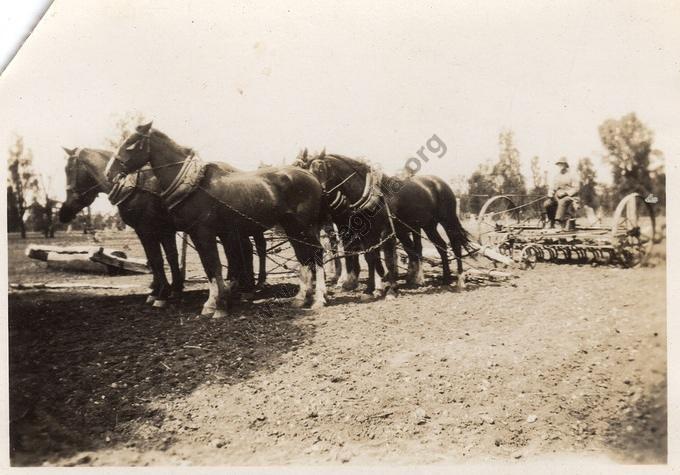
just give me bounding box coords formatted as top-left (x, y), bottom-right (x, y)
top-left (543, 157), bottom-right (580, 230)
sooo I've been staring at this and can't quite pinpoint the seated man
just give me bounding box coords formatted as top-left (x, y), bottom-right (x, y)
top-left (543, 157), bottom-right (580, 230)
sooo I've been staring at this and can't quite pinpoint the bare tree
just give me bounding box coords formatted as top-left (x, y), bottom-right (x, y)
top-left (492, 130), bottom-right (526, 196)
top-left (103, 111), bottom-right (149, 150)
top-left (529, 156), bottom-right (547, 196)
top-left (7, 136), bottom-right (40, 238)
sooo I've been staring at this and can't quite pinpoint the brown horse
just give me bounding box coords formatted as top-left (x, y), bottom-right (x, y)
top-left (383, 171), bottom-right (472, 289)
top-left (59, 147), bottom-right (269, 306)
top-left (297, 150), bottom-right (398, 299)
top-left (59, 147), bottom-right (183, 306)
top-left (303, 152), bottom-right (472, 291)
top-left (105, 122), bottom-right (327, 318)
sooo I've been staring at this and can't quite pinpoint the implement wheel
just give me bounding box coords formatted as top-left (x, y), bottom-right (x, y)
top-left (611, 192), bottom-right (656, 267)
top-left (476, 195), bottom-right (520, 246)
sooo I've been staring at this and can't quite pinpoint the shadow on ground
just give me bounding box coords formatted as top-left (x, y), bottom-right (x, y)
top-left (604, 380), bottom-right (667, 464)
top-left (9, 283), bottom-right (313, 466)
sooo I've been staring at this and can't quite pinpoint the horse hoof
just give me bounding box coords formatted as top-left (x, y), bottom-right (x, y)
top-left (385, 292), bottom-right (397, 301)
top-left (311, 299), bottom-right (326, 310)
top-left (212, 309), bottom-right (228, 319)
top-left (291, 298), bottom-right (306, 308)
top-left (201, 306), bottom-right (216, 316)
top-left (373, 290), bottom-right (384, 298)
top-left (145, 295), bottom-right (156, 304)
top-left (342, 279), bottom-right (358, 291)
top-left (360, 293), bottom-right (373, 302)
top-left (152, 299), bottom-right (168, 308)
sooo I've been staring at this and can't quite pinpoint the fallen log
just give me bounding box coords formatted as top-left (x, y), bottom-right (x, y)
top-left (25, 244), bottom-right (150, 275)
top-left (10, 282), bottom-right (142, 291)
top-left (467, 242), bottom-right (515, 267)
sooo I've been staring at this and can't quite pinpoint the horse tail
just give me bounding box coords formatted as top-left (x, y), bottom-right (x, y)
top-left (446, 199), bottom-right (474, 253)
top-left (434, 180), bottom-right (473, 253)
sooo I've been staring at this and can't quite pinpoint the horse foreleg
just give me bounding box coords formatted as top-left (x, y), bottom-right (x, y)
top-left (160, 231), bottom-right (183, 299)
top-left (312, 245), bottom-right (327, 309)
top-left (381, 236), bottom-right (398, 299)
top-left (396, 225), bottom-right (421, 286)
top-left (325, 225), bottom-right (342, 285)
top-left (361, 250), bottom-right (379, 300)
top-left (236, 234), bottom-right (255, 299)
top-left (137, 230), bottom-right (170, 307)
top-left (425, 225), bottom-right (452, 284)
top-left (373, 251), bottom-right (385, 297)
top-left (192, 231), bottom-right (228, 317)
top-left (444, 224), bottom-right (467, 292)
top-left (253, 231), bottom-right (267, 289)
top-left (342, 253), bottom-right (360, 291)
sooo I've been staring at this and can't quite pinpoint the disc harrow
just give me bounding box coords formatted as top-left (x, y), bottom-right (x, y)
top-left (475, 192), bottom-right (656, 269)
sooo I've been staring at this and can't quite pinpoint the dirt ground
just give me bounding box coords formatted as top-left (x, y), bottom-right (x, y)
top-left (7, 231), bottom-right (667, 466)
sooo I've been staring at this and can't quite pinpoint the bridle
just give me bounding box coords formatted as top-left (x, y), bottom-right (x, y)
top-left (65, 149), bottom-right (107, 204)
top-left (310, 156), bottom-right (377, 212)
top-left (108, 131), bottom-right (151, 177)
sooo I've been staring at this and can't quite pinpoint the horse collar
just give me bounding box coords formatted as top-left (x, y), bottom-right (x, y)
top-left (160, 153), bottom-right (208, 210)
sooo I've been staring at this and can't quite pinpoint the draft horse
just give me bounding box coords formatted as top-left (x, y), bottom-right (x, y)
top-left (106, 122), bottom-right (327, 318)
top-left (298, 150), bottom-right (399, 299)
top-left (60, 147), bottom-right (269, 306)
top-left (303, 152), bottom-right (472, 291)
top-left (59, 147), bottom-right (184, 306)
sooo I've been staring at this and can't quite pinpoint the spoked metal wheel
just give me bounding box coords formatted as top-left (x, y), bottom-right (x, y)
top-left (476, 195), bottom-right (520, 246)
top-left (611, 192), bottom-right (656, 267)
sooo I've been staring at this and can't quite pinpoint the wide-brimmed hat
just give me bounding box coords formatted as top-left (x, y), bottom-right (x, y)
top-left (555, 157), bottom-right (569, 166)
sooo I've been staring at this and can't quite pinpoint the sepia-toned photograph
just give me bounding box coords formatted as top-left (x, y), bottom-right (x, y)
top-left (1, 0), bottom-right (675, 469)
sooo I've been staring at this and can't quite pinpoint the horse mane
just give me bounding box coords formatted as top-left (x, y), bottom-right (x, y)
top-left (322, 153), bottom-right (373, 176)
top-left (150, 129), bottom-right (193, 157)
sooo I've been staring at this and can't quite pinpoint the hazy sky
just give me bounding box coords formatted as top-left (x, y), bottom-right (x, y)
top-left (1, 0), bottom-right (678, 212)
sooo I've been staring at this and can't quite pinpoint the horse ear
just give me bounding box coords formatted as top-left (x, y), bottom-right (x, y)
top-left (136, 121), bottom-right (153, 134)
top-left (319, 148), bottom-right (326, 159)
top-left (302, 148), bottom-right (308, 160)
top-left (62, 147), bottom-right (76, 156)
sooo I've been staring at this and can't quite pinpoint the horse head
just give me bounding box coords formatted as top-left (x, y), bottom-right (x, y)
top-left (59, 147), bottom-right (108, 223)
top-left (105, 121), bottom-right (153, 182)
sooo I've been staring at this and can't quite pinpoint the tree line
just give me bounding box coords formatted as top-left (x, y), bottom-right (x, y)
top-left (457, 112), bottom-right (666, 216)
top-left (6, 111), bottom-right (667, 238)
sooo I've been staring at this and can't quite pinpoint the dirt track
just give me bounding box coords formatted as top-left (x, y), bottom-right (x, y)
top-left (8, 236), bottom-right (666, 466)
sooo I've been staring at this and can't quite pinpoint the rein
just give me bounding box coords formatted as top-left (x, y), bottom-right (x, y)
top-left (326, 171), bottom-right (357, 195)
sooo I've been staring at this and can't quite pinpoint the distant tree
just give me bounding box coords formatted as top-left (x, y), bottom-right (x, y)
top-left (448, 174), bottom-right (468, 195)
top-left (598, 112), bottom-right (655, 198)
top-left (529, 156), bottom-right (548, 197)
top-left (648, 151), bottom-right (665, 213)
top-left (7, 136), bottom-right (40, 238)
top-left (448, 174), bottom-right (469, 214)
top-left (103, 111), bottom-right (149, 150)
top-left (597, 184), bottom-right (617, 215)
top-left (492, 130), bottom-right (526, 196)
top-left (7, 185), bottom-right (21, 232)
top-left (467, 162), bottom-right (496, 216)
top-left (577, 157), bottom-right (598, 208)
top-left (37, 174), bottom-right (56, 238)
